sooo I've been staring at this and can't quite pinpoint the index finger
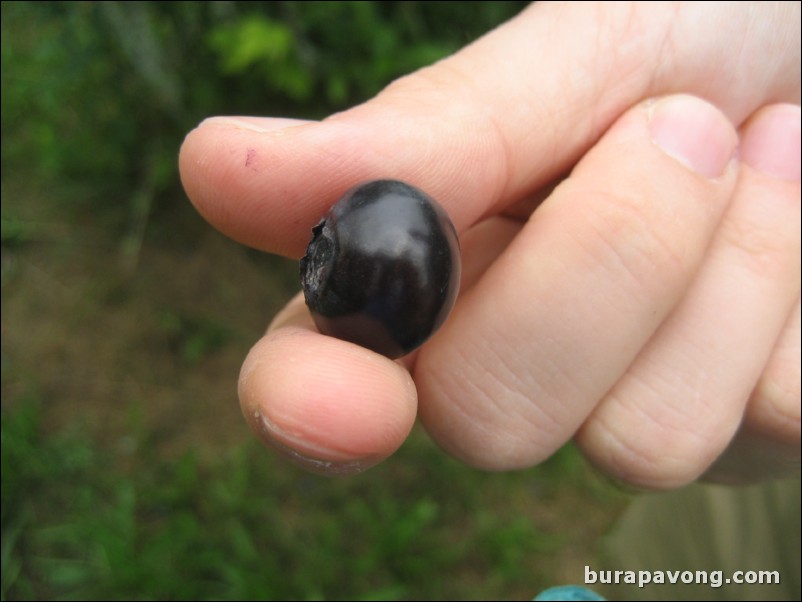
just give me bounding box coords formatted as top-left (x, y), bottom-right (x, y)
top-left (178, 2), bottom-right (796, 258)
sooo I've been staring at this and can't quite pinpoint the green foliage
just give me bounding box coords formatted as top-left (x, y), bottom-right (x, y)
top-left (157, 310), bottom-right (233, 365)
top-left (2, 398), bottom-right (622, 601)
top-left (2, 1), bottom-right (529, 176)
top-left (208, 15), bottom-right (313, 101)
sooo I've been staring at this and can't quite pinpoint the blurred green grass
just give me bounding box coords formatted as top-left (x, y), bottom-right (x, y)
top-left (1, 2), bottom-right (629, 600)
top-left (2, 396), bottom-right (624, 600)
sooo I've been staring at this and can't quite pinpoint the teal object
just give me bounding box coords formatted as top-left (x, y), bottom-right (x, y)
top-left (534, 585), bottom-right (606, 601)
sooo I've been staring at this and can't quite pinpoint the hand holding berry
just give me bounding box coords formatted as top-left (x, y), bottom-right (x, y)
top-left (180, 2), bottom-right (801, 486)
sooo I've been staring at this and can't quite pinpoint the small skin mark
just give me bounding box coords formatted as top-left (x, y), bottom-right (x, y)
top-left (245, 148), bottom-right (257, 168)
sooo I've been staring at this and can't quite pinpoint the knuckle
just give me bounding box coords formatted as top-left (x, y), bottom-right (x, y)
top-left (582, 405), bottom-right (725, 490)
top-left (418, 340), bottom-right (562, 471)
top-left (751, 357), bottom-right (801, 441)
top-left (748, 302), bottom-right (801, 440)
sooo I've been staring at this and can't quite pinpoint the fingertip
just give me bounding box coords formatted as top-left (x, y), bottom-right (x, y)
top-left (647, 94), bottom-right (738, 179)
top-left (178, 116), bottom-right (321, 256)
top-left (739, 103), bottom-right (802, 181)
top-left (178, 121), bottom-right (246, 245)
top-left (239, 326), bottom-right (418, 474)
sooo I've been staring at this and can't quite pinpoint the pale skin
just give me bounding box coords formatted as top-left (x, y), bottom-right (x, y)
top-left (179, 2), bottom-right (801, 488)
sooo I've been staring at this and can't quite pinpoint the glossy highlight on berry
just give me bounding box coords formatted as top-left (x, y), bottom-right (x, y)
top-left (300, 180), bottom-right (461, 359)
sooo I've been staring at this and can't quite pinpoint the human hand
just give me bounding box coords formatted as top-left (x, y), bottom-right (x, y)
top-left (179, 1), bottom-right (800, 487)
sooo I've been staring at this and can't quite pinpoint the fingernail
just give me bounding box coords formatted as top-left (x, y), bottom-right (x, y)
top-left (250, 409), bottom-right (380, 476)
top-left (648, 95), bottom-right (737, 179)
top-left (739, 104), bottom-right (801, 181)
top-left (202, 116), bottom-right (311, 133)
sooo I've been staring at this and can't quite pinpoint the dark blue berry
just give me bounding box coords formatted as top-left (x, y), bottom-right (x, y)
top-left (300, 180), bottom-right (461, 358)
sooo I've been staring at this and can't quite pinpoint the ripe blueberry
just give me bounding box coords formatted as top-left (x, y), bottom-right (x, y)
top-left (300, 180), bottom-right (461, 359)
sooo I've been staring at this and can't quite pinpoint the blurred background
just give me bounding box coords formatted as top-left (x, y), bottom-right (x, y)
top-left (15, 1), bottom-right (798, 600)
